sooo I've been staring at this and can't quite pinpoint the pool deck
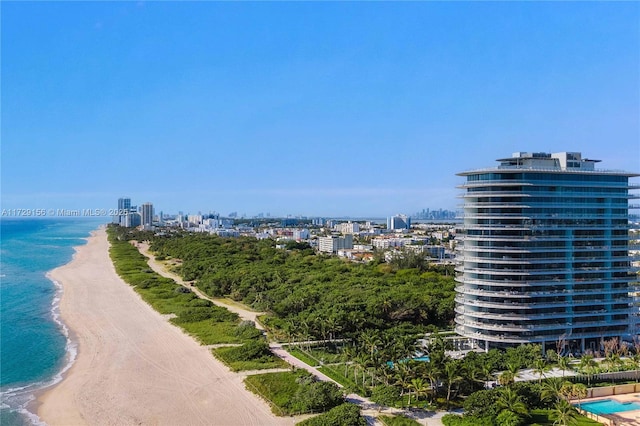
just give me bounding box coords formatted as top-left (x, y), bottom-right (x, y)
top-left (574, 393), bottom-right (640, 425)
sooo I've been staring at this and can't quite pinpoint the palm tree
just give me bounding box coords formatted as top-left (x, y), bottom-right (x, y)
top-left (325, 316), bottom-right (341, 341)
top-left (498, 370), bottom-right (516, 387)
top-left (541, 377), bottom-right (569, 404)
top-left (377, 364), bottom-right (395, 387)
top-left (341, 344), bottom-right (355, 377)
top-left (552, 399), bottom-right (578, 426)
top-left (394, 361), bottom-right (412, 399)
top-left (463, 360), bottom-right (485, 391)
top-left (422, 361), bottom-right (440, 402)
top-left (578, 354), bottom-right (597, 386)
top-left (481, 363), bottom-right (495, 389)
top-left (394, 335), bottom-right (417, 361)
top-left (557, 356), bottom-right (571, 378)
top-left (443, 361), bottom-right (463, 406)
top-left (604, 352), bottom-right (620, 373)
top-left (427, 334), bottom-right (451, 368)
top-left (409, 377), bottom-right (429, 404)
top-left (496, 387), bottom-right (529, 419)
top-left (498, 362), bottom-right (520, 387)
top-left (533, 358), bottom-right (550, 384)
top-left (356, 353), bottom-right (372, 388)
top-left (360, 329), bottom-right (382, 358)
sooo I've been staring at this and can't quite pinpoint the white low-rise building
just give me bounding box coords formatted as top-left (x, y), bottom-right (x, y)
top-left (318, 235), bottom-right (353, 253)
top-left (372, 237), bottom-right (406, 250)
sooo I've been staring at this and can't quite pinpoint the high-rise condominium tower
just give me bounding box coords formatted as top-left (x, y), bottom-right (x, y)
top-left (455, 152), bottom-right (639, 353)
top-left (118, 197), bottom-right (131, 212)
top-left (140, 202), bottom-right (154, 227)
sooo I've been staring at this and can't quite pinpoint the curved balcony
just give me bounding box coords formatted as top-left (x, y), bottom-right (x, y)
top-left (458, 254), bottom-right (632, 264)
top-left (455, 265), bottom-right (631, 276)
top-left (462, 213), bottom-right (631, 220)
top-left (460, 234), bottom-right (632, 243)
top-left (455, 285), bottom-right (633, 299)
top-left (457, 306), bottom-right (631, 323)
top-left (455, 315), bottom-right (632, 333)
top-left (455, 324), bottom-right (631, 345)
top-left (455, 295), bottom-right (630, 310)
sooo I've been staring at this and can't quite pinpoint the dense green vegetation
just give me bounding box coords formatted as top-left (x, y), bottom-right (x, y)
top-left (107, 226), bottom-right (260, 345)
top-left (148, 233), bottom-right (456, 340)
top-left (296, 403), bottom-right (366, 426)
top-left (113, 226), bottom-right (640, 424)
top-left (212, 339), bottom-right (289, 371)
top-left (244, 371), bottom-right (344, 416)
top-left (443, 373), bottom-right (595, 425)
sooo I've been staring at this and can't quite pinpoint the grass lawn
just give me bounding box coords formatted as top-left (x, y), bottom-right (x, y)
top-left (317, 365), bottom-right (361, 391)
top-left (528, 409), bottom-right (602, 426)
top-left (287, 347), bottom-right (321, 367)
top-left (244, 371), bottom-right (302, 415)
top-left (212, 346), bottom-right (289, 371)
top-left (176, 320), bottom-right (246, 345)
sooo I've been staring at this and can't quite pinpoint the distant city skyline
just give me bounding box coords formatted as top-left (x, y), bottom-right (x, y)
top-left (2, 2), bottom-right (638, 217)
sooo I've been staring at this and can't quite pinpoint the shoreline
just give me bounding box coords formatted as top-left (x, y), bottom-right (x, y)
top-left (35, 227), bottom-right (293, 425)
top-left (1, 232), bottom-right (95, 426)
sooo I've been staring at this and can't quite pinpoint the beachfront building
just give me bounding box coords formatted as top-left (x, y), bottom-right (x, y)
top-left (121, 211), bottom-right (141, 228)
top-left (118, 197), bottom-right (131, 212)
top-left (140, 202), bottom-right (154, 229)
top-left (113, 196), bottom-right (142, 227)
top-left (455, 152), bottom-right (639, 353)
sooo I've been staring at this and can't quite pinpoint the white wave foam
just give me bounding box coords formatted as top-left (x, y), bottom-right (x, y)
top-left (1, 275), bottom-right (78, 425)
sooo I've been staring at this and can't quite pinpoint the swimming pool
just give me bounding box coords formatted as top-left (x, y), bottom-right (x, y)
top-left (386, 356), bottom-right (430, 367)
top-left (577, 399), bottom-right (640, 415)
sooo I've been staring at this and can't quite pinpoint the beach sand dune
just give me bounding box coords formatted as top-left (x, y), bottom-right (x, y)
top-left (37, 228), bottom-right (292, 426)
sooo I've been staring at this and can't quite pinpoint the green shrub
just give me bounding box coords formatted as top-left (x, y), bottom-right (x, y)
top-left (379, 415), bottom-right (421, 426)
top-left (442, 414), bottom-right (494, 426)
top-left (213, 341), bottom-right (288, 372)
top-left (370, 385), bottom-right (401, 407)
top-left (290, 381), bottom-right (343, 413)
top-left (234, 340), bottom-right (272, 361)
top-left (296, 403), bottom-right (365, 426)
top-left (495, 411), bottom-right (525, 426)
top-left (463, 389), bottom-right (500, 418)
top-left (234, 320), bottom-right (262, 340)
top-left (173, 308), bottom-right (216, 323)
top-left (245, 371), bottom-right (343, 415)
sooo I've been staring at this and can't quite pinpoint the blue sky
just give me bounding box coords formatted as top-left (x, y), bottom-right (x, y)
top-left (2, 2), bottom-right (639, 217)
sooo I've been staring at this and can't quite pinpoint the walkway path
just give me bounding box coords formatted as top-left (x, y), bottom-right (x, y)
top-left (135, 241), bottom-right (446, 426)
top-left (136, 241), bottom-right (266, 330)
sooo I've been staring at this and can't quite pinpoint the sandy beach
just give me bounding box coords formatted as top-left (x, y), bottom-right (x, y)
top-left (37, 228), bottom-right (293, 426)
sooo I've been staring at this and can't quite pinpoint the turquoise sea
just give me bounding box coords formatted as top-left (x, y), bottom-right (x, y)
top-left (0, 218), bottom-right (104, 425)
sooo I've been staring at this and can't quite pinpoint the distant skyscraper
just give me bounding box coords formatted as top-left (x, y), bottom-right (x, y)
top-left (122, 211), bottom-right (141, 228)
top-left (455, 152), bottom-right (639, 353)
top-left (118, 197), bottom-right (131, 212)
top-left (115, 197), bottom-right (133, 226)
top-left (140, 202), bottom-right (154, 228)
top-left (387, 214), bottom-right (411, 230)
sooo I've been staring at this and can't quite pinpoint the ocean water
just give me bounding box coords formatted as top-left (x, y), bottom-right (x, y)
top-left (0, 218), bottom-right (104, 425)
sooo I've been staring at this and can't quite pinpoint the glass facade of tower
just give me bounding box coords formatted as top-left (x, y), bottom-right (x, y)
top-left (455, 152), bottom-right (639, 352)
